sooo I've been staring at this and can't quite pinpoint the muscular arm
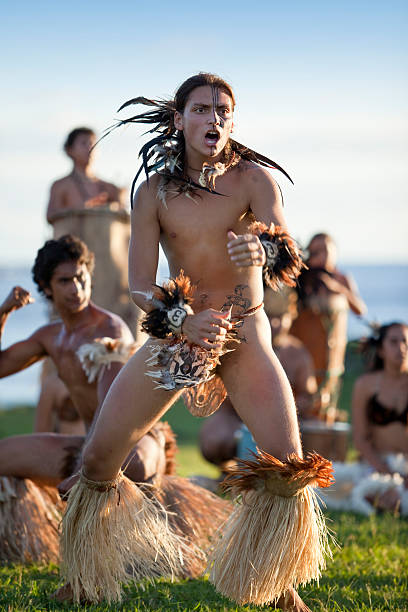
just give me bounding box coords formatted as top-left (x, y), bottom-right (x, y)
top-left (128, 181), bottom-right (161, 313)
top-left (0, 287), bottom-right (46, 378)
top-left (352, 377), bottom-right (391, 474)
top-left (247, 166), bottom-right (288, 230)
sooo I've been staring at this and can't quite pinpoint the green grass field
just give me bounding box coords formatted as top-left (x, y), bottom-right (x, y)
top-left (0, 345), bottom-right (407, 610)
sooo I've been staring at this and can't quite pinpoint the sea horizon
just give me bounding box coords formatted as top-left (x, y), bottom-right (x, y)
top-left (1, 262), bottom-right (407, 408)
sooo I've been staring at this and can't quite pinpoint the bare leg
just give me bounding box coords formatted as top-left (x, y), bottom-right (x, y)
top-left (199, 397), bottom-right (242, 466)
top-left (82, 340), bottom-right (183, 481)
top-left (0, 433), bottom-right (84, 486)
top-left (219, 311), bottom-right (302, 459)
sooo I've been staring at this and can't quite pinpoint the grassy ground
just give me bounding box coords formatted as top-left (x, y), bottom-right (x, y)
top-left (0, 344), bottom-right (407, 610)
top-left (0, 512), bottom-right (407, 611)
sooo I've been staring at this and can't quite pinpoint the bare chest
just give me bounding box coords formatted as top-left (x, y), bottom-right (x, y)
top-left (45, 329), bottom-right (95, 395)
top-left (159, 180), bottom-right (252, 252)
top-left (63, 178), bottom-right (109, 208)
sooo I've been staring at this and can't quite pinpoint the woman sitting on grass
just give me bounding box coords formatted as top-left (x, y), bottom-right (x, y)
top-left (319, 321), bottom-right (408, 515)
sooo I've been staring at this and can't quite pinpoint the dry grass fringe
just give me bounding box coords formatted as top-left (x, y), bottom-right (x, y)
top-left (60, 471), bottom-right (190, 603)
top-left (208, 452), bottom-right (334, 605)
top-left (156, 475), bottom-right (233, 577)
top-left (0, 476), bottom-right (62, 564)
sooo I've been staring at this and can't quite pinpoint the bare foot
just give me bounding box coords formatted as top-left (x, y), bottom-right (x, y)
top-left (276, 588), bottom-right (312, 611)
top-left (51, 582), bottom-right (89, 603)
top-left (51, 582), bottom-right (74, 602)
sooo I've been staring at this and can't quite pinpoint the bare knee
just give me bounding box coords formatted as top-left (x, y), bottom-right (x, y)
top-left (123, 435), bottom-right (165, 482)
top-left (81, 442), bottom-right (113, 481)
top-left (82, 433), bottom-right (165, 483)
top-left (199, 414), bottom-right (239, 466)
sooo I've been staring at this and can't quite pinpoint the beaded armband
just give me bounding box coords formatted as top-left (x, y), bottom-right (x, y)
top-left (135, 271), bottom-right (195, 339)
top-left (251, 222), bottom-right (305, 290)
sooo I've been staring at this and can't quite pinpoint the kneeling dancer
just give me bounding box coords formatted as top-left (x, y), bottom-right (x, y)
top-left (60, 72), bottom-right (334, 608)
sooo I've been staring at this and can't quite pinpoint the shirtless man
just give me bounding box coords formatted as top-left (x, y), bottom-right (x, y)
top-left (0, 235), bottom-right (166, 488)
top-left (35, 373), bottom-right (86, 435)
top-left (200, 287), bottom-right (318, 469)
top-left (59, 74), bottom-right (332, 610)
top-left (46, 127), bottom-right (125, 224)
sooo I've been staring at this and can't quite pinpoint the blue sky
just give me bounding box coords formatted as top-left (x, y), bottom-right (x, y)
top-left (1, 1), bottom-right (407, 265)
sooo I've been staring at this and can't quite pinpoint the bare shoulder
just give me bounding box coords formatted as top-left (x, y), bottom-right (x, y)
top-left (238, 161), bottom-right (281, 193)
top-left (31, 320), bottom-right (63, 344)
top-left (50, 175), bottom-right (72, 192)
top-left (132, 175), bottom-right (161, 213)
top-left (354, 371), bottom-right (378, 395)
top-left (90, 305), bottom-right (134, 344)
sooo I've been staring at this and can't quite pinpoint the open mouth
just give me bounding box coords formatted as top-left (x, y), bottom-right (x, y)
top-left (205, 130), bottom-right (220, 146)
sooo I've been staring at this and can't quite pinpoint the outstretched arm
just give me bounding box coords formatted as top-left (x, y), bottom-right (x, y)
top-left (0, 287), bottom-right (46, 377)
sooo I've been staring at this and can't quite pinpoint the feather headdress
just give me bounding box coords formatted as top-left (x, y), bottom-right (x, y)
top-left (99, 93), bottom-right (294, 207)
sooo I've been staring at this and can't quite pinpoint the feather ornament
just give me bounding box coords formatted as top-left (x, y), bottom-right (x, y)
top-left (250, 221), bottom-right (305, 290)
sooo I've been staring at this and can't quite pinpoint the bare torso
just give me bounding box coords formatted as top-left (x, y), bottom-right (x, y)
top-left (126, 161), bottom-right (301, 458)
top-left (36, 305), bottom-right (132, 427)
top-left (142, 163), bottom-right (270, 317)
top-left (47, 174), bottom-right (124, 222)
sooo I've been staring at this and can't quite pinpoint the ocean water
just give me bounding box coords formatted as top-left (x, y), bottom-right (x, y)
top-left (0, 263), bottom-right (407, 407)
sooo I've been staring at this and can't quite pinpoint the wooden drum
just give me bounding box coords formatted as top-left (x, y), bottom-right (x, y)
top-left (300, 420), bottom-right (350, 462)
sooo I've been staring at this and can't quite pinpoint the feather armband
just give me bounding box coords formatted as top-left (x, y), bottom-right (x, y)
top-left (250, 222), bottom-right (305, 290)
top-left (135, 271), bottom-right (195, 339)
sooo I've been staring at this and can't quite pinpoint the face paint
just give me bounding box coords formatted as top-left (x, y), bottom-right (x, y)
top-left (211, 85), bottom-right (225, 128)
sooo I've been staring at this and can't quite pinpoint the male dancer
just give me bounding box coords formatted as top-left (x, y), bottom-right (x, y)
top-left (0, 235), bottom-right (231, 572)
top-left (0, 235), bottom-right (165, 488)
top-left (60, 74), bottom-right (333, 610)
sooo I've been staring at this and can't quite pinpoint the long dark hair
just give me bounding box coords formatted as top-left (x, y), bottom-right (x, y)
top-left (101, 72), bottom-right (293, 206)
top-left (360, 322), bottom-right (407, 371)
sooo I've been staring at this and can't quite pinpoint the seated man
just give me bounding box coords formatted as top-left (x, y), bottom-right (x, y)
top-left (199, 286), bottom-right (317, 469)
top-left (35, 373), bottom-right (86, 435)
top-left (0, 235), bottom-right (167, 490)
top-left (46, 127), bottom-right (126, 224)
top-left (0, 235), bottom-right (231, 569)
